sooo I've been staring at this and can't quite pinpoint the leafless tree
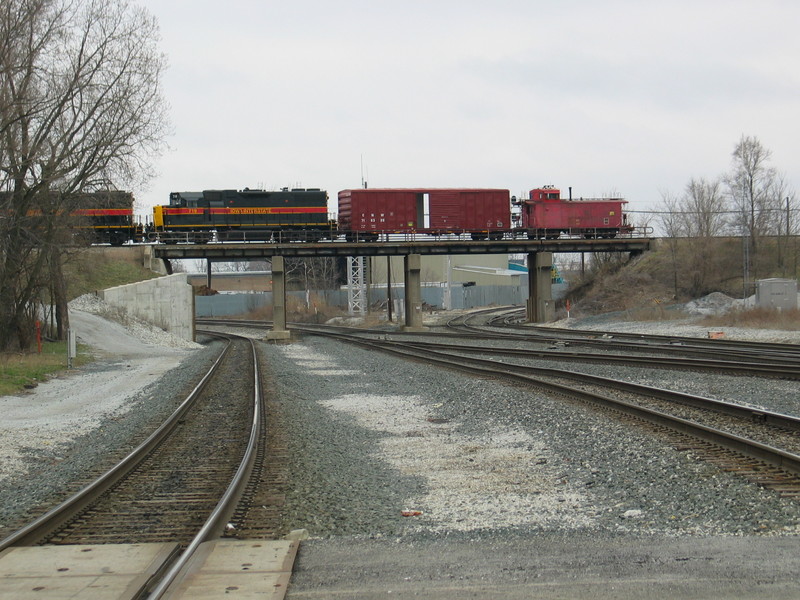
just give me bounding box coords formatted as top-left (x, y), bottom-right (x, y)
top-left (768, 174), bottom-right (798, 277)
top-left (655, 178), bottom-right (731, 298)
top-left (655, 190), bottom-right (684, 298)
top-left (0, 0), bottom-right (168, 349)
top-left (725, 135), bottom-right (777, 286)
top-left (680, 178), bottom-right (729, 296)
top-left (285, 257), bottom-right (341, 291)
top-left (681, 178), bottom-right (728, 238)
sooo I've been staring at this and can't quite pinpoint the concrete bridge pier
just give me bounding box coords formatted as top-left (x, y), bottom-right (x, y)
top-left (526, 251), bottom-right (554, 323)
top-left (402, 253), bottom-right (428, 332)
top-left (265, 256), bottom-right (291, 341)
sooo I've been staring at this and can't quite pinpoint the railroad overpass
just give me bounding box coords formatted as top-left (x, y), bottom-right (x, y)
top-left (153, 237), bottom-right (652, 338)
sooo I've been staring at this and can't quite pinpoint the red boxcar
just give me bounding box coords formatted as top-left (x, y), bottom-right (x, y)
top-left (521, 186), bottom-right (631, 239)
top-left (338, 188), bottom-right (511, 240)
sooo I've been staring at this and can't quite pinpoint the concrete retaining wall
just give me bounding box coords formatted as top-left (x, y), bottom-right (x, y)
top-left (99, 274), bottom-right (195, 340)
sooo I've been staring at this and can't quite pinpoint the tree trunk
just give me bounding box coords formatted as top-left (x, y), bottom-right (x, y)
top-left (50, 248), bottom-right (70, 340)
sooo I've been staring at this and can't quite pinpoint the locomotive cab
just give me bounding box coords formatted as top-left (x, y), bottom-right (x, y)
top-left (169, 191), bottom-right (204, 208)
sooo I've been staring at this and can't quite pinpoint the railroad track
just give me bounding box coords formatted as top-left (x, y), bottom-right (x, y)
top-left (0, 332), bottom-right (267, 598)
top-left (382, 337), bottom-right (800, 379)
top-left (447, 307), bottom-right (800, 368)
top-left (203, 318), bottom-right (800, 498)
top-left (301, 328), bottom-right (800, 497)
top-left (205, 316), bottom-right (800, 379)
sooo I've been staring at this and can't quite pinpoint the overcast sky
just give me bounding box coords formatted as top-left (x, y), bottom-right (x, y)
top-left (134, 0), bottom-right (800, 223)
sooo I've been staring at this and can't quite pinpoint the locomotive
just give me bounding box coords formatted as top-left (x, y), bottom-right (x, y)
top-left (151, 187), bottom-right (335, 243)
top-left (1, 190), bottom-right (143, 246)
top-left (72, 184), bottom-right (636, 244)
top-left (73, 191), bottom-right (145, 246)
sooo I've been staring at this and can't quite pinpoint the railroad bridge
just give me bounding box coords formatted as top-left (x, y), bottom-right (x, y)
top-left (154, 237), bottom-right (652, 339)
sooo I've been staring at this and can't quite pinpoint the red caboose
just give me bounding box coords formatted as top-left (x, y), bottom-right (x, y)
top-left (520, 186), bottom-right (631, 239)
top-left (338, 188), bottom-right (511, 241)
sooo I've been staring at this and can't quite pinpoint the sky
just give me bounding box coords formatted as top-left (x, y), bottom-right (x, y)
top-left (133, 0), bottom-right (800, 225)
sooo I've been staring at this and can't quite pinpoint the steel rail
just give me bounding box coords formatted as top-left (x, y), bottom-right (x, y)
top-left (481, 308), bottom-right (800, 358)
top-left (391, 339), bottom-right (800, 379)
top-left (293, 327), bottom-right (800, 476)
top-left (393, 340), bottom-right (800, 430)
top-left (145, 334), bottom-right (264, 599)
top-left (291, 328), bottom-right (800, 431)
top-left (460, 327), bottom-right (800, 365)
top-left (197, 317), bottom-right (799, 377)
top-left (0, 335), bottom-right (232, 552)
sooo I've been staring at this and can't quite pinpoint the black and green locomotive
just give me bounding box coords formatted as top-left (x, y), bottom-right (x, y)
top-left (151, 187), bottom-right (335, 243)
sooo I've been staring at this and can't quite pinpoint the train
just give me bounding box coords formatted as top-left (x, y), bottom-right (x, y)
top-left (0, 190), bottom-right (145, 246)
top-left (72, 191), bottom-right (146, 246)
top-left (153, 187), bottom-right (335, 244)
top-left (519, 186), bottom-right (632, 240)
top-left (71, 185), bottom-right (635, 245)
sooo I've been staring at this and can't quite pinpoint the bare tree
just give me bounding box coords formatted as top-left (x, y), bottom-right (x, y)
top-left (0, 0), bottom-right (168, 349)
top-left (680, 177), bottom-right (729, 296)
top-left (285, 257), bottom-right (341, 291)
top-left (682, 177), bottom-right (728, 238)
top-left (726, 135), bottom-right (777, 287)
top-left (768, 174), bottom-right (798, 276)
top-left (655, 178), bottom-right (732, 298)
top-left (655, 190), bottom-right (684, 298)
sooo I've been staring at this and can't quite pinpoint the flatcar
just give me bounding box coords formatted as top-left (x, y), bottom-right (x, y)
top-left (151, 187), bottom-right (334, 243)
top-left (338, 188), bottom-right (511, 241)
top-left (518, 186), bottom-right (632, 239)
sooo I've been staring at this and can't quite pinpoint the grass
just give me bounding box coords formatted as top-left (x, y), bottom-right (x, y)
top-left (699, 307), bottom-right (800, 330)
top-left (619, 306), bottom-right (689, 322)
top-left (243, 293), bottom-right (348, 324)
top-left (65, 249), bottom-right (159, 300)
top-left (1, 249), bottom-right (155, 396)
top-left (569, 236), bottom-right (799, 316)
top-left (0, 341), bottom-right (90, 396)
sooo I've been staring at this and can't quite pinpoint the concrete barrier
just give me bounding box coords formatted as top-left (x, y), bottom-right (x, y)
top-left (98, 274), bottom-right (195, 341)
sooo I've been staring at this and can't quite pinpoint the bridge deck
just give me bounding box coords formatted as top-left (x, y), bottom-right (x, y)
top-left (153, 238), bottom-right (652, 259)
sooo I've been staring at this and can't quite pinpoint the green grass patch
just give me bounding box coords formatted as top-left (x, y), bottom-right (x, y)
top-left (0, 341), bottom-right (90, 396)
top-left (65, 248), bottom-right (160, 300)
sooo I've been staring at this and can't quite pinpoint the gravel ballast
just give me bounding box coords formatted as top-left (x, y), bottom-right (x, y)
top-left (263, 333), bottom-right (800, 539)
top-left (0, 297), bottom-right (219, 538)
top-left (2, 306), bottom-right (799, 597)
